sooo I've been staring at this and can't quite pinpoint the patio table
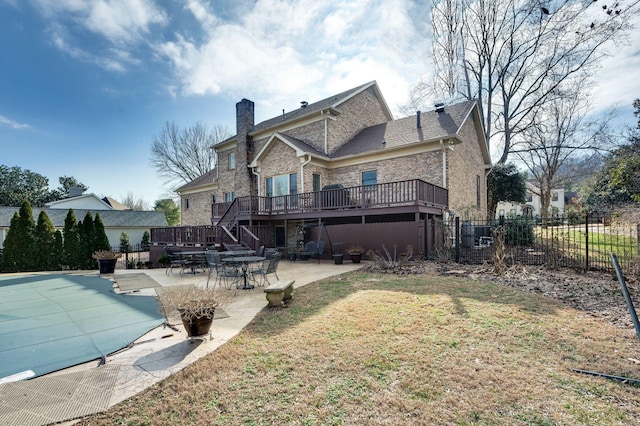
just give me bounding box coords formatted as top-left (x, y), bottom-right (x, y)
top-left (222, 256), bottom-right (265, 290)
top-left (178, 250), bottom-right (207, 274)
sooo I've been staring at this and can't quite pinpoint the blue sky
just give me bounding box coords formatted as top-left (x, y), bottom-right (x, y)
top-left (0, 0), bottom-right (638, 208)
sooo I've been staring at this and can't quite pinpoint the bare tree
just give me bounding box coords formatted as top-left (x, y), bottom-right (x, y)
top-left (427, 0), bottom-right (639, 164)
top-left (150, 122), bottom-right (230, 191)
top-left (119, 191), bottom-right (150, 211)
top-left (511, 85), bottom-right (615, 219)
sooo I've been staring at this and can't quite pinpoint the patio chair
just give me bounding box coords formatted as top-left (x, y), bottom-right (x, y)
top-left (165, 247), bottom-right (192, 275)
top-left (257, 245), bottom-right (265, 257)
top-left (205, 252), bottom-right (223, 289)
top-left (252, 252), bottom-right (281, 287)
top-left (217, 259), bottom-right (244, 293)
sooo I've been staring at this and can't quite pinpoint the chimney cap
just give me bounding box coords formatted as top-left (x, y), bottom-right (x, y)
top-left (300, 101), bottom-right (308, 108)
top-left (435, 102), bottom-right (445, 113)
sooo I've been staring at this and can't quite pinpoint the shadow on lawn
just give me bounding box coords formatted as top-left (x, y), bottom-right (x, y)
top-left (248, 270), bottom-right (562, 338)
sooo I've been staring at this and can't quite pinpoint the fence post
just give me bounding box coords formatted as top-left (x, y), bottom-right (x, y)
top-left (455, 216), bottom-right (460, 263)
top-left (585, 212), bottom-right (589, 271)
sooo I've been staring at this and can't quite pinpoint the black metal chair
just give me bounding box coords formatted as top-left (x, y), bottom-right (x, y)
top-left (165, 247), bottom-right (192, 275)
top-left (205, 252), bottom-right (223, 289)
top-left (251, 252), bottom-right (281, 287)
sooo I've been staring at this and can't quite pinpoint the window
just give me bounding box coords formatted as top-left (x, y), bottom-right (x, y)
top-left (289, 173), bottom-right (297, 195)
top-left (499, 209), bottom-right (505, 217)
top-left (551, 192), bottom-right (558, 202)
top-left (228, 152), bottom-right (235, 170)
top-left (526, 193), bottom-right (533, 202)
top-left (224, 192), bottom-right (234, 203)
top-left (476, 175), bottom-right (481, 208)
top-left (211, 194), bottom-right (216, 204)
top-left (266, 173), bottom-right (297, 196)
top-left (362, 170), bottom-right (377, 187)
top-left (185, 198), bottom-right (189, 209)
top-left (312, 173), bottom-right (321, 192)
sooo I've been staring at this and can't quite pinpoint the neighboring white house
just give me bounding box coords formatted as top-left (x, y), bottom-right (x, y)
top-left (496, 181), bottom-right (565, 218)
top-left (1, 193), bottom-right (167, 249)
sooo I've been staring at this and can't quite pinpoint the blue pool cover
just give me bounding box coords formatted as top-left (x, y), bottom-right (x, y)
top-left (0, 274), bottom-right (164, 381)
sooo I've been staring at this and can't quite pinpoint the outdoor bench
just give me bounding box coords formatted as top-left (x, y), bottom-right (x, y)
top-left (264, 280), bottom-right (295, 307)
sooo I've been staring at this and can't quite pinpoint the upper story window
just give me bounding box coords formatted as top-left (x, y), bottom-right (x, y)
top-left (211, 194), bottom-right (216, 204)
top-left (266, 173), bottom-right (297, 197)
top-left (526, 193), bottom-right (533, 202)
top-left (362, 170), bottom-right (377, 187)
top-left (476, 175), bottom-right (481, 208)
top-left (312, 173), bottom-right (321, 192)
top-left (228, 152), bottom-right (235, 170)
top-left (185, 198), bottom-right (189, 209)
top-left (551, 192), bottom-right (559, 202)
top-left (224, 192), bottom-right (234, 203)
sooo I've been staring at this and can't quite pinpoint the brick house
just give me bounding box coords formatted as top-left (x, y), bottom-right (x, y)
top-left (170, 81), bottom-right (491, 257)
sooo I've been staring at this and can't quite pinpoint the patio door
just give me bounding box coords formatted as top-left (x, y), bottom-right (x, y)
top-left (267, 173), bottom-right (297, 210)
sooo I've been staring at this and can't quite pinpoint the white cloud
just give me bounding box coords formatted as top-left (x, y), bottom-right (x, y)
top-left (158, 0), bottom-right (428, 117)
top-left (30, 0), bottom-right (167, 72)
top-left (0, 114), bottom-right (33, 130)
top-left (590, 15), bottom-right (640, 117)
top-left (33, 0), bottom-right (167, 44)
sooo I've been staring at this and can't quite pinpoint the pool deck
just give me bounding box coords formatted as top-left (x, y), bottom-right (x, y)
top-left (1, 259), bottom-right (364, 425)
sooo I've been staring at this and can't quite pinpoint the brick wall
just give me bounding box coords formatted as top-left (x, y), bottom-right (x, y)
top-left (326, 87), bottom-right (389, 154)
top-left (446, 117), bottom-right (488, 219)
top-left (181, 190), bottom-right (214, 225)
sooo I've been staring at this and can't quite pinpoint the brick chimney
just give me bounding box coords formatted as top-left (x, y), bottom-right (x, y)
top-left (235, 98), bottom-right (255, 195)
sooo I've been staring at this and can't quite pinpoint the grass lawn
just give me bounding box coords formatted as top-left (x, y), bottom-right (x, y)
top-left (81, 271), bottom-right (640, 425)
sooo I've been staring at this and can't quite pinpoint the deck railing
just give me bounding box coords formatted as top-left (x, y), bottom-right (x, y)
top-left (212, 179), bottom-right (448, 221)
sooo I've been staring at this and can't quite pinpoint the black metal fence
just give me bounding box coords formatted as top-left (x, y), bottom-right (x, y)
top-left (111, 243), bottom-right (151, 270)
top-left (443, 214), bottom-right (639, 273)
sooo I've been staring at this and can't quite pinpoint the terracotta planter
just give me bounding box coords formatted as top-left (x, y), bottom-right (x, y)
top-left (349, 253), bottom-right (362, 263)
top-left (180, 312), bottom-right (214, 337)
top-left (97, 259), bottom-right (117, 274)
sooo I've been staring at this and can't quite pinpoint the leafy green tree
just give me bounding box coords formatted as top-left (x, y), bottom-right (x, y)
top-left (13, 200), bottom-right (38, 271)
top-left (119, 232), bottom-right (131, 253)
top-left (0, 166), bottom-right (50, 207)
top-left (584, 100), bottom-right (640, 210)
top-left (79, 212), bottom-right (95, 269)
top-left (0, 213), bottom-right (20, 272)
top-left (0, 166), bottom-right (88, 207)
top-left (487, 163), bottom-right (527, 217)
top-left (141, 231), bottom-right (150, 250)
top-left (155, 198), bottom-right (180, 226)
top-left (63, 209), bottom-right (81, 269)
top-left (35, 211), bottom-right (57, 270)
top-left (53, 230), bottom-right (64, 270)
top-left (44, 176), bottom-right (89, 202)
top-left (93, 213), bottom-right (111, 252)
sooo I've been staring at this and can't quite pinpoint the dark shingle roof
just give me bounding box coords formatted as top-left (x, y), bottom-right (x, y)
top-left (0, 208), bottom-right (168, 228)
top-left (176, 168), bottom-right (218, 192)
top-left (332, 100), bottom-right (477, 158)
top-left (251, 81), bottom-right (376, 134)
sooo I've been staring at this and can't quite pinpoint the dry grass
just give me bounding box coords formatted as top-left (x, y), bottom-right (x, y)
top-left (81, 271), bottom-right (640, 426)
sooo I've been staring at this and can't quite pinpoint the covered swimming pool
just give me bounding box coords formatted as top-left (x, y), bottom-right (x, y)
top-left (0, 274), bottom-right (164, 382)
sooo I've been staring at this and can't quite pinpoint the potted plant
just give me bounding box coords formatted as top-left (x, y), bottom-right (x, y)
top-left (157, 286), bottom-right (219, 337)
top-left (347, 245), bottom-right (364, 263)
top-left (92, 250), bottom-right (122, 274)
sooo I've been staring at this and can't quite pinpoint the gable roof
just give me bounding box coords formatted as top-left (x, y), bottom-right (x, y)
top-left (332, 100), bottom-right (479, 158)
top-left (102, 197), bottom-right (131, 210)
top-left (0, 208), bottom-right (168, 228)
top-left (176, 168), bottom-right (218, 193)
top-left (45, 193), bottom-right (114, 210)
top-left (250, 81), bottom-right (393, 135)
top-left (248, 133), bottom-right (329, 168)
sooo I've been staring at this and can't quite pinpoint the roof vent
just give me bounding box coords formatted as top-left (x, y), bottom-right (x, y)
top-left (435, 102), bottom-right (445, 113)
top-left (300, 101), bottom-right (308, 108)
